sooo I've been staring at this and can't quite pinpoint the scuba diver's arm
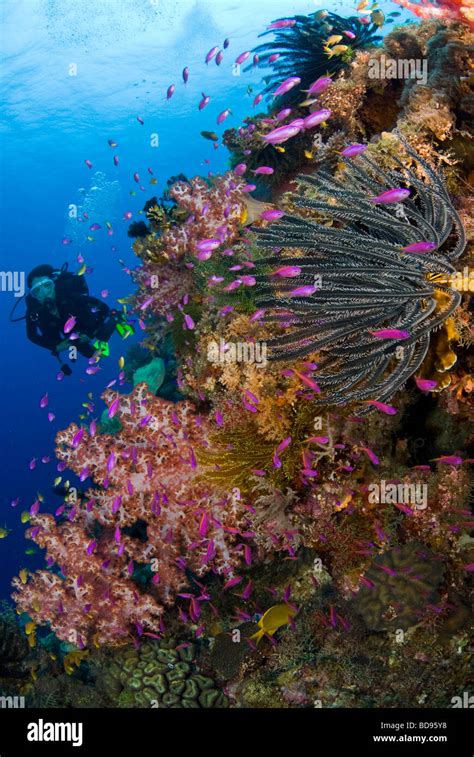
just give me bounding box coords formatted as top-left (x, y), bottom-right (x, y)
top-left (26, 316), bottom-right (60, 351)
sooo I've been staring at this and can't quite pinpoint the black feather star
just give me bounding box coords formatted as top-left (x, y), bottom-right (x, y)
top-left (252, 136), bottom-right (466, 408)
top-left (249, 12), bottom-right (382, 108)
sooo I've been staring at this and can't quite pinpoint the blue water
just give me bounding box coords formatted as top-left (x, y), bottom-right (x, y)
top-left (0, 0), bottom-right (408, 600)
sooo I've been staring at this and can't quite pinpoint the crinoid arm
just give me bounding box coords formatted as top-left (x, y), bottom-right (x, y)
top-left (253, 137), bottom-right (466, 408)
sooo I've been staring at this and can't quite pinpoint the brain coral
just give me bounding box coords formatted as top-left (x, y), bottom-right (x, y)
top-left (353, 542), bottom-right (445, 631)
top-left (98, 638), bottom-right (228, 708)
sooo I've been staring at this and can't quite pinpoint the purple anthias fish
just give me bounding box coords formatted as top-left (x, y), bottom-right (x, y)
top-left (260, 209), bottom-right (284, 221)
top-left (370, 328), bottom-right (410, 340)
top-left (268, 19), bottom-right (296, 29)
top-left (402, 241), bottom-right (436, 253)
top-left (302, 109), bottom-right (331, 129)
top-left (166, 84), bottom-right (175, 100)
top-left (268, 53), bottom-right (280, 63)
top-left (340, 143), bottom-right (368, 158)
top-left (263, 123), bottom-right (301, 145)
top-left (253, 94), bottom-right (263, 107)
top-left (370, 188), bottom-right (410, 204)
top-left (304, 76), bottom-right (332, 95)
top-left (216, 50), bottom-right (224, 65)
top-left (182, 67), bottom-right (189, 84)
top-left (199, 93), bottom-right (210, 110)
top-left (205, 46), bottom-right (219, 64)
top-left (272, 77), bottom-right (301, 97)
top-left (235, 51), bottom-right (251, 65)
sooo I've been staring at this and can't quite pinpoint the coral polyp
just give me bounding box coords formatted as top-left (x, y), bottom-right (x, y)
top-left (253, 135), bottom-right (466, 407)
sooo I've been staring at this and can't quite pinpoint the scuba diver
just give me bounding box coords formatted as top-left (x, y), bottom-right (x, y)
top-left (11, 263), bottom-right (134, 375)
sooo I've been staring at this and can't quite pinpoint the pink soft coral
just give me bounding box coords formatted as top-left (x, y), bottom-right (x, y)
top-left (12, 385), bottom-right (249, 646)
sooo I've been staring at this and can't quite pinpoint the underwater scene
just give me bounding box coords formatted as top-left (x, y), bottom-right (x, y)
top-left (0, 0), bottom-right (473, 750)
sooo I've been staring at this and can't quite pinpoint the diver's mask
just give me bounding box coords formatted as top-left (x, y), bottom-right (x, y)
top-left (30, 277), bottom-right (55, 303)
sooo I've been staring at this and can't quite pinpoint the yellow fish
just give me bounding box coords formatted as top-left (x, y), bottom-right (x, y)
top-left (304, 150), bottom-right (314, 159)
top-left (117, 298), bottom-right (128, 305)
top-left (250, 603), bottom-right (297, 643)
top-left (371, 9), bottom-right (385, 26)
top-left (64, 650), bottom-right (89, 675)
top-left (357, 0), bottom-right (369, 9)
top-left (32, 600), bottom-right (41, 612)
top-left (325, 34), bottom-right (343, 46)
top-left (118, 356), bottom-right (125, 369)
top-left (149, 178), bottom-right (158, 185)
top-left (86, 236), bottom-right (94, 242)
top-left (27, 634), bottom-right (36, 649)
top-left (25, 621), bottom-right (36, 636)
top-left (78, 263), bottom-right (87, 276)
top-left (240, 206), bottom-right (248, 225)
top-left (324, 44), bottom-right (349, 58)
top-left (275, 146), bottom-right (286, 153)
top-left (0, 527), bottom-right (11, 539)
top-left (19, 568), bottom-right (28, 584)
top-left (299, 98), bottom-right (319, 107)
top-left (20, 512), bottom-right (30, 524)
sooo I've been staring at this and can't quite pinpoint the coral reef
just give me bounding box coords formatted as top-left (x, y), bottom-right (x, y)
top-left (97, 638), bottom-right (228, 708)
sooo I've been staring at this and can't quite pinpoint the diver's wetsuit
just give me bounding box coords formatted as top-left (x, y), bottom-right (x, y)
top-left (26, 271), bottom-right (119, 359)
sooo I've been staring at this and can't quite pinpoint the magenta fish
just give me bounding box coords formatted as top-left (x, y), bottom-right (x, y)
top-left (276, 108), bottom-right (292, 120)
top-left (370, 328), bottom-right (410, 340)
top-left (63, 315), bottom-right (76, 334)
top-left (263, 123), bottom-right (301, 145)
top-left (205, 46), bottom-right (219, 64)
top-left (89, 223), bottom-right (101, 231)
top-left (365, 400), bottom-right (397, 415)
top-left (72, 427), bottom-right (85, 448)
top-left (217, 108), bottom-right (232, 125)
top-left (268, 19), bottom-right (296, 29)
top-left (302, 109), bottom-right (331, 129)
top-left (253, 166), bottom-right (274, 175)
top-left (272, 265), bottom-right (301, 278)
top-left (62, 237), bottom-right (72, 245)
top-left (39, 393), bottom-right (48, 409)
top-left (184, 314), bottom-right (195, 330)
top-left (182, 66), bottom-right (189, 84)
top-left (253, 54), bottom-right (259, 67)
top-left (253, 94), bottom-right (263, 107)
top-left (415, 377), bottom-right (437, 392)
top-left (288, 284), bottom-right (317, 297)
top-left (113, 155), bottom-right (119, 166)
top-left (133, 172), bottom-right (140, 183)
top-left (137, 116), bottom-right (144, 125)
top-left (272, 77), bottom-right (301, 97)
top-left (370, 188), bottom-right (410, 204)
top-left (166, 84), bottom-right (175, 100)
top-left (402, 241), bottom-right (436, 253)
top-left (234, 163), bottom-right (247, 175)
top-left (216, 50), bottom-right (224, 65)
top-left (84, 159), bottom-right (92, 169)
top-left (304, 76), bottom-right (332, 95)
top-left (199, 93), bottom-right (210, 111)
top-left (340, 143), bottom-right (368, 158)
top-left (361, 447), bottom-right (379, 466)
top-left (235, 51), bottom-right (251, 65)
top-left (108, 397), bottom-right (120, 418)
top-left (431, 455), bottom-right (463, 465)
top-left (260, 208), bottom-right (285, 221)
top-left (343, 30), bottom-right (356, 39)
top-left (268, 53), bottom-right (280, 63)
top-left (223, 38), bottom-right (230, 49)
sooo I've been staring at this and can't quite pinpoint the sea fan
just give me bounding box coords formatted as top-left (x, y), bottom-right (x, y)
top-left (252, 135), bottom-right (466, 408)
top-left (250, 12), bottom-right (382, 108)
